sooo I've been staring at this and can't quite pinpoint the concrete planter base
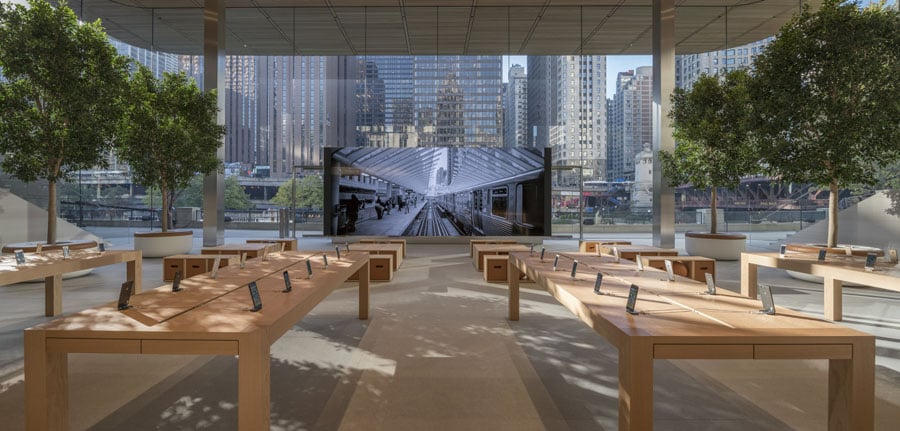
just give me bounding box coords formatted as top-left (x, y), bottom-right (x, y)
top-left (133, 230), bottom-right (193, 258)
top-left (684, 232), bottom-right (747, 261)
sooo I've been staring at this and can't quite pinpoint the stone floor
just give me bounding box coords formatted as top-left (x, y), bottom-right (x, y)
top-left (0, 228), bottom-right (898, 430)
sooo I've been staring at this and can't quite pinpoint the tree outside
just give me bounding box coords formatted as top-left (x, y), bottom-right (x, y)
top-left (117, 66), bottom-right (224, 232)
top-left (0, 0), bottom-right (130, 243)
top-left (270, 176), bottom-right (324, 210)
top-left (660, 69), bottom-right (758, 234)
top-left (142, 175), bottom-right (250, 210)
top-left (750, 0), bottom-right (900, 247)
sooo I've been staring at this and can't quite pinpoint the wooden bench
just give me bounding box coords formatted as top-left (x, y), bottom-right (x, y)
top-left (597, 244), bottom-right (678, 262)
top-left (359, 238), bottom-right (407, 258)
top-left (246, 238), bottom-right (297, 251)
top-left (201, 243), bottom-right (279, 260)
top-left (469, 239), bottom-right (519, 257)
top-left (162, 254), bottom-right (240, 281)
top-left (348, 254), bottom-right (394, 282)
top-left (639, 255), bottom-right (715, 282)
top-left (578, 240), bottom-right (632, 253)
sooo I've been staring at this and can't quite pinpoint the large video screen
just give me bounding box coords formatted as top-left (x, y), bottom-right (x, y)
top-left (324, 147), bottom-right (551, 237)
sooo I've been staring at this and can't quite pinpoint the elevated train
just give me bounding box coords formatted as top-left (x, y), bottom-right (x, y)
top-left (432, 171), bottom-right (547, 237)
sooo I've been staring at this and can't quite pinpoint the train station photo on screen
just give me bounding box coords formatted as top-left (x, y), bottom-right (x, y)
top-left (324, 147), bottom-right (551, 237)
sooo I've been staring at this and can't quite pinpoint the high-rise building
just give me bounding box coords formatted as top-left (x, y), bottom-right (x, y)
top-left (606, 66), bottom-right (652, 182)
top-left (503, 64), bottom-right (528, 149)
top-left (675, 38), bottom-right (773, 90)
top-left (222, 56), bottom-right (356, 178)
top-left (356, 56), bottom-right (416, 147)
top-left (527, 55), bottom-right (607, 179)
top-left (412, 56), bottom-right (502, 147)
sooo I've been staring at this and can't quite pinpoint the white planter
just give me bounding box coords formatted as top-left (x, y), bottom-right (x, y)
top-left (133, 230), bottom-right (193, 258)
top-left (684, 232), bottom-right (747, 261)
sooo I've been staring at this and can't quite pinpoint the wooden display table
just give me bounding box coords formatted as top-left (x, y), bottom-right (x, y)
top-left (201, 243), bottom-right (279, 260)
top-left (246, 238), bottom-right (298, 252)
top-left (472, 243), bottom-right (531, 271)
top-left (349, 243), bottom-right (403, 270)
top-left (0, 249), bottom-right (141, 316)
top-left (24, 250), bottom-right (370, 431)
top-left (359, 238), bottom-right (407, 258)
top-left (469, 239), bottom-right (519, 257)
top-left (597, 244), bottom-right (678, 261)
top-left (507, 251), bottom-right (874, 431)
top-left (1, 239), bottom-right (98, 254)
top-left (639, 255), bottom-right (715, 282)
top-left (162, 254), bottom-right (240, 281)
top-left (578, 240), bottom-right (632, 253)
top-left (741, 251), bottom-right (900, 321)
top-left (483, 254), bottom-right (529, 283)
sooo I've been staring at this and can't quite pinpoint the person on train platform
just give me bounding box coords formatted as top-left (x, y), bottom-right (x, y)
top-left (345, 194), bottom-right (363, 232)
top-left (374, 196), bottom-right (385, 220)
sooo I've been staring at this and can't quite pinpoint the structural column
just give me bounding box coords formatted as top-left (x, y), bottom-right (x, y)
top-left (203, 0), bottom-right (226, 247)
top-left (651, 0), bottom-right (676, 248)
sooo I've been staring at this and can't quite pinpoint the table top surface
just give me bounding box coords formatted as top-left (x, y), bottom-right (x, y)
top-left (202, 243), bottom-right (274, 252)
top-left (744, 251), bottom-right (900, 281)
top-left (0, 249), bottom-right (140, 283)
top-left (472, 243), bottom-right (530, 253)
top-left (349, 243), bottom-right (403, 252)
top-left (510, 251), bottom-right (870, 342)
top-left (27, 251), bottom-right (368, 339)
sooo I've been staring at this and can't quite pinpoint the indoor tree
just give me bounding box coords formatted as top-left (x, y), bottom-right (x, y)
top-left (117, 66), bottom-right (224, 232)
top-left (750, 0), bottom-right (900, 247)
top-left (659, 69), bottom-right (758, 234)
top-left (0, 0), bottom-right (130, 244)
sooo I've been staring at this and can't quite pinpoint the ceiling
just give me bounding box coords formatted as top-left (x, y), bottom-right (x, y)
top-left (68, 1), bottom-right (819, 56)
top-left (331, 147), bottom-right (545, 194)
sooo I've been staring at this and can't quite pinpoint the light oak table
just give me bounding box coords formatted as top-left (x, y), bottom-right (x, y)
top-left (201, 243), bottom-right (280, 259)
top-left (468, 239), bottom-right (519, 257)
top-left (0, 249), bottom-right (142, 316)
top-left (597, 244), bottom-right (679, 261)
top-left (741, 251), bottom-right (900, 321)
top-left (508, 251), bottom-right (874, 431)
top-left (639, 255), bottom-right (715, 282)
top-left (24, 250), bottom-right (370, 431)
top-left (349, 243), bottom-right (403, 270)
top-left (246, 238), bottom-right (298, 251)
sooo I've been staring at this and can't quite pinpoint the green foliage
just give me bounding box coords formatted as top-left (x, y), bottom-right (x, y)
top-left (143, 175), bottom-right (251, 210)
top-left (749, 0), bottom-right (900, 245)
top-left (661, 70), bottom-right (758, 190)
top-left (224, 176), bottom-right (252, 210)
top-left (659, 70), bottom-right (759, 233)
top-left (270, 176), bottom-right (324, 209)
top-left (0, 0), bottom-right (130, 242)
top-left (117, 66), bottom-right (225, 230)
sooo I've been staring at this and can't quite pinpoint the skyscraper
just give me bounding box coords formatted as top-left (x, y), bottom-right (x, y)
top-left (675, 38), bottom-right (773, 90)
top-left (606, 66), bottom-right (652, 182)
top-left (357, 56), bottom-right (416, 147)
top-left (503, 64), bottom-right (528, 149)
top-left (413, 56), bottom-right (502, 147)
top-left (527, 55), bottom-right (607, 179)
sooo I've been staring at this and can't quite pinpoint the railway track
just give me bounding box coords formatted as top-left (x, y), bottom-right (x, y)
top-left (402, 201), bottom-right (463, 236)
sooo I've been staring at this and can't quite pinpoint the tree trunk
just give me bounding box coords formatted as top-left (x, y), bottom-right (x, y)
top-left (828, 181), bottom-right (839, 248)
top-left (47, 180), bottom-right (58, 245)
top-left (161, 185), bottom-right (170, 233)
top-left (710, 187), bottom-right (718, 235)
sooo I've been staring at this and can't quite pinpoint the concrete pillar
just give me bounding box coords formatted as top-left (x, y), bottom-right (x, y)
top-left (651, 0), bottom-right (676, 248)
top-left (202, 0), bottom-right (226, 246)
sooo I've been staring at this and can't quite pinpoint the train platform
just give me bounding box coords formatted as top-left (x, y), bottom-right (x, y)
top-left (350, 201), bottom-right (423, 236)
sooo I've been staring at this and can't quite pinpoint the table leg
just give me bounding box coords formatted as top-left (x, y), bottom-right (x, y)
top-left (828, 338), bottom-right (874, 430)
top-left (128, 257), bottom-right (142, 294)
top-left (45, 274), bottom-right (62, 316)
top-left (740, 254), bottom-right (757, 298)
top-left (508, 257), bottom-right (520, 321)
top-left (618, 338), bottom-right (653, 430)
top-left (238, 331), bottom-right (270, 431)
top-left (359, 260), bottom-right (370, 320)
top-left (25, 330), bottom-right (68, 431)
top-left (824, 276), bottom-right (843, 321)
